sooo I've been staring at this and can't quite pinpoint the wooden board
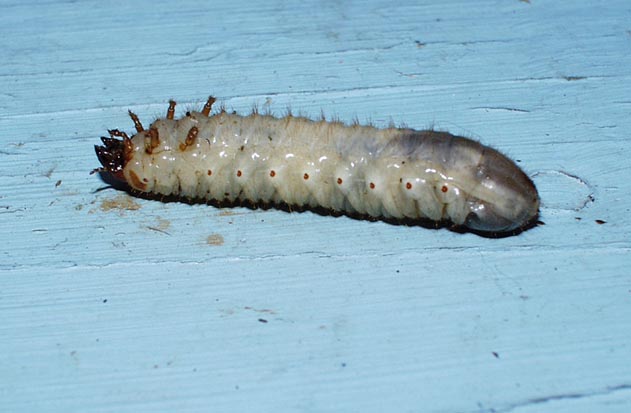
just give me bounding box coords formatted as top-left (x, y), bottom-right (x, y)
top-left (1, 0), bottom-right (630, 411)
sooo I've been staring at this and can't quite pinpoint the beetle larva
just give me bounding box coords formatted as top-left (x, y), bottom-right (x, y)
top-left (94, 96), bottom-right (540, 234)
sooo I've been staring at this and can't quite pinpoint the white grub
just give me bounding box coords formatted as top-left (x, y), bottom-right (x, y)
top-left (95, 97), bottom-right (540, 235)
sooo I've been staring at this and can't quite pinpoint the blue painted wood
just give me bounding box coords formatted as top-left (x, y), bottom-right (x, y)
top-left (1, 1), bottom-right (630, 412)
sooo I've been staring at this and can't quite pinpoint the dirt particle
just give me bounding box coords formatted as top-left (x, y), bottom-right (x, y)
top-left (155, 217), bottom-right (171, 231)
top-left (207, 233), bottom-right (224, 246)
top-left (98, 195), bottom-right (141, 215)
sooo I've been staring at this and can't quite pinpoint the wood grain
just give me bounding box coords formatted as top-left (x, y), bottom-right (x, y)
top-left (1, 1), bottom-right (630, 412)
